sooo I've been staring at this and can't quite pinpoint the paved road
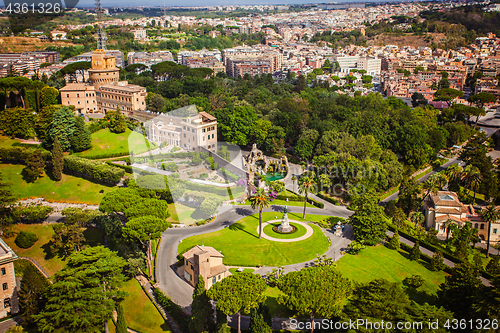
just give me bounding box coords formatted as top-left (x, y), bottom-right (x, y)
top-left (381, 157), bottom-right (461, 203)
top-left (156, 204), bottom-right (353, 310)
top-left (0, 316), bottom-right (23, 333)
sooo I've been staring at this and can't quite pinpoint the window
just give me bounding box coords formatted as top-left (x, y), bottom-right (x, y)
top-left (190, 265), bottom-right (193, 271)
top-left (207, 135), bottom-right (210, 141)
top-left (481, 224), bottom-right (485, 230)
top-left (1, 268), bottom-right (5, 275)
top-left (2, 283), bottom-right (7, 290)
top-left (203, 136), bottom-right (205, 141)
top-left (66, 94), bottom-right (69, 98)
top-left (203, 128), bottom-right (206, 133)
top-left (4, 298), bottom-right (10, 308)
top-left (212, 277), bottom-right (216, 285)
top-left (474, 223), bottom-right (479, 229)
top-left (494, 229), bottom-right (498, 234)
top-left (218, 275), bottom-right (221, 280)
top-left (76, 93), bottom-right (79, 98)
top-left (212, 134), bottom-right (214, 139)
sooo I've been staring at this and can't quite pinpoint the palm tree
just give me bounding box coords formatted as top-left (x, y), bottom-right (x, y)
top-left (421, 178), bottom-right (438, 207)
top-left (410, 211), bottom-right (425, 227)
top-left (430, 172), bottom-right (448, 190)
top-left (249, 188), bottom-right (271, 239)
top-left (318, 173), bottom-right (332, 193)
top-left (291, 175), bottom-right (297, 192)
top-left (481, 204), bottom-right (499, 258)
top-left (443, 219), bottom-right (456, 241)
top-left (461, 165), bottom-right (481, 204)
top-left (445, 164), bottom-right (463, 190)
top-left (298, 176), bottom-right (317, 219)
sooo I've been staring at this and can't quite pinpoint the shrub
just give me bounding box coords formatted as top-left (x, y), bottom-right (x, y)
top-left (409, 241), bottom-right (422, 261)
top-left (347, 241), bottom-right (365, 255)
top-left (199, 173), bottom-right (208, 179)
top-left (15, 231), bottom-right (38, 249)
top-left (63, 155), bottom-right (125, 183)
top-left (403, 274), bottom-right (425, 289)
top-left (154, 289), bottom-right (188, 332)
top-left (485, 256), bottom-right (500, 277)
top-left (387, 230), bottom-right (401, 251)
top-left (430, 249), bottom-right (445, 271)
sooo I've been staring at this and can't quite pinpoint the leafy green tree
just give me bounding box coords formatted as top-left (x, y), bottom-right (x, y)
top-left (409, 241), bottom-right (421, 261)
top-left (294, 129), bottom-right (319, 160)
top-left (108, 110), bottom-right (127, 134)
top-left (18, 263), bottom-right (50, 326)
top-left (200, 197), bottom-right (222, 218)
top-left (48, 106), bottom-right (76, 151)
top-left (116, 303), bottom-right (128, 333)
top-left (387, 230), bottom-right (400, 251)
top-left (0, 107), bottom-right (35, 138)
top-left (474, 276), bottom-right (500, 320)
top-left (249, 188), bottom-right (270, 239)
top-left (461, 165), bottom-right (481, 204)
top-left (35, 105), bottom-right (59, 141)
top-left (343, 279), bottom-right (411, 327)
top-left (70, 116), bottom-right (91, 152)
top-left (277, 266), bottom-right (350, 333)
top-left (0, 173), bottom-right (14, 230)
top-left (481, 204), bottom-right (499, 258)
top-left (207, 272), bottom-right (266, 333)
top-left (430, 249), bottom-right (445, 271)
top-left (349, 191), bottom-right (388, 245)
top-left (485, 256), bottom-right (500, 277)
top-left (249, 304), bottom-right (272, 333)
top-left (40, 86), bottom-right (59, 108)
top-left (22, 150), bottom-right (45, 182)
top-left (189, 275), bottom-right (214, 333)
top-left (35, 246), bottom-right (127, 333)
top-left (403, 274), bottom-right (425, 289)
top-left (122, 216), bottom-right (170, 278)
top-left (52, 137), bottom-right (63, 181)
top-left (298, 176), bottom-right (317, 219)
top-left (411, 92), bottom-right (428, 107)
top-left (438, 262), bottom-right (483, 319)
top-left (433, 88), bottom-right (464, 108)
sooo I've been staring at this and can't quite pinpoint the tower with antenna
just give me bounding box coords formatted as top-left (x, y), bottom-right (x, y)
top-left (95, 0), bottom-right (107, 50)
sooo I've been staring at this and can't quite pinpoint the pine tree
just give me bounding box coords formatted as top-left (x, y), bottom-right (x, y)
top-left (409, 241), bottom-right (421, 261)
top-left (189, 275), bottom-right (214, 333)
top-left (22, 150), bottom-right (45, 182)
top-left (52, 137), bottom-right (63, 181)
top-left (18, 263), bottom-right (50, 326)
top-left (249, 304), bottom-right (272, 333)
top-left (70, 117), bottom-right (91, 152)
top-left (116, 303), bottom-right (127, 333)
top-left (47, 106), bottom-right (76, 151)
top-left (430, 250), bottom-right (445, 271)
top-left (387, 230), bottom-right (400, 251)
top-left (485, 256), bottom-right (500, 277)
top-left (109, 110), bottom-right (127, 133)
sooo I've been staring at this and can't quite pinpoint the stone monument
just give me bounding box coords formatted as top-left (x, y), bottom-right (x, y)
top-left (278, 206), bottom-right (293, 233)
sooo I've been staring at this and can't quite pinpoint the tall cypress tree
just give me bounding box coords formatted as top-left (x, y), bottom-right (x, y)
top-left (409, 241), bottom-right (421, 261)
top-left (189, 275), bottom-right (214, 333)
top-left (18, 263), bottom-right (50, 327)
top-left (52, 137), bottom-right (63, 181)
top-left (249, 304), bottom-right (272, 333)
top-left (47, 106), bottom-right (76, 151)
top-left (116, 303), bottom-right (127, 333)
top-left (71, 117), bottom-right (91, 152)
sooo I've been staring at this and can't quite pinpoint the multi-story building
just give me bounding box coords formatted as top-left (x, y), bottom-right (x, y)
top-left (0, 239), bottom-right (19, 319)
top-left (97, 82), bottom-right (147, 113)
top-left (127, 51), bottom-right (174, 66)
top-left (182, 245), bottom-right (229, 289)
top-left (60, 84), bottom-right (98, 114)
top-left (131, 28), bottom-right (147, 41)
top-left (88, 51), bottom-right (120, 89)
top-left (223, 46), bottom-right (282, 77)
top-left (147, 111), bottom-right (218, 152)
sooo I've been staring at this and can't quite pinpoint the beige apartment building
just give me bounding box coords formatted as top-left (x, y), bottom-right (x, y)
top-left (180, 111), bottom-right (218, 151)
top-left (182, 245), bottom-right (229, 289)
top-left (0, 239), bottom-right (18, 318)
top-left (97, 82), bottom-right (147, 113)
top-left (60, 84), bottom-right (97, 114)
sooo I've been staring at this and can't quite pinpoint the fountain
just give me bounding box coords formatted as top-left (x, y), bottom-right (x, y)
top-left (277, 206), bottom-right (294, 233)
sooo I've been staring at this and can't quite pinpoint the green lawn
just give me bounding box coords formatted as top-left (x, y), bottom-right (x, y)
top-left (178, 212), bottom-right (330, 267)
top-left (120, 279), bottom-right (170, 333)
top-left (263, 222), bottom-right (307, 239)
top-left (0, 163), bottom-right (114, 204)
top-left (4, 224), bottom-right (104, 277)
top-left (336, 245), bottom-right (446, 302)
top-left (77, 128), bottom-right (157, 157)
top-left (0, 135), bottom-right (21, 148)
top-left (167, 203), bottom-right (202, 225)
top-left (228, 268), bottom-right (255, 274)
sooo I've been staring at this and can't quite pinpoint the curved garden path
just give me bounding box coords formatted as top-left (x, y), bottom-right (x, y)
top-left (258, 220), bottom-right (314, 242)
top-left (155, 204), bottom-right (354, 310)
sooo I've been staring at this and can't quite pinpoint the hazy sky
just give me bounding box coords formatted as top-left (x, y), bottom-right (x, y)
top-left (76, 0), bottom-right (366, 9)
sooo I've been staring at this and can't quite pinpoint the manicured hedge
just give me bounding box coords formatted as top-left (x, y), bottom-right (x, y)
top-left (154, 289), bottom-right (189, 333)
top-left (106, 162), bottom-right (133, 174)
top-left (219, 167), bottom-right (238, 182)
top-left (63, 155), bottom-right (125, 183)
top-left (15, 231), bottom-right (38, 249)
top-left (77, 151), bottom-right (130, 160)
top-left (0, 147), bottom-right (51, 162)
top-left (317, 192), bottom-right (340, 205)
